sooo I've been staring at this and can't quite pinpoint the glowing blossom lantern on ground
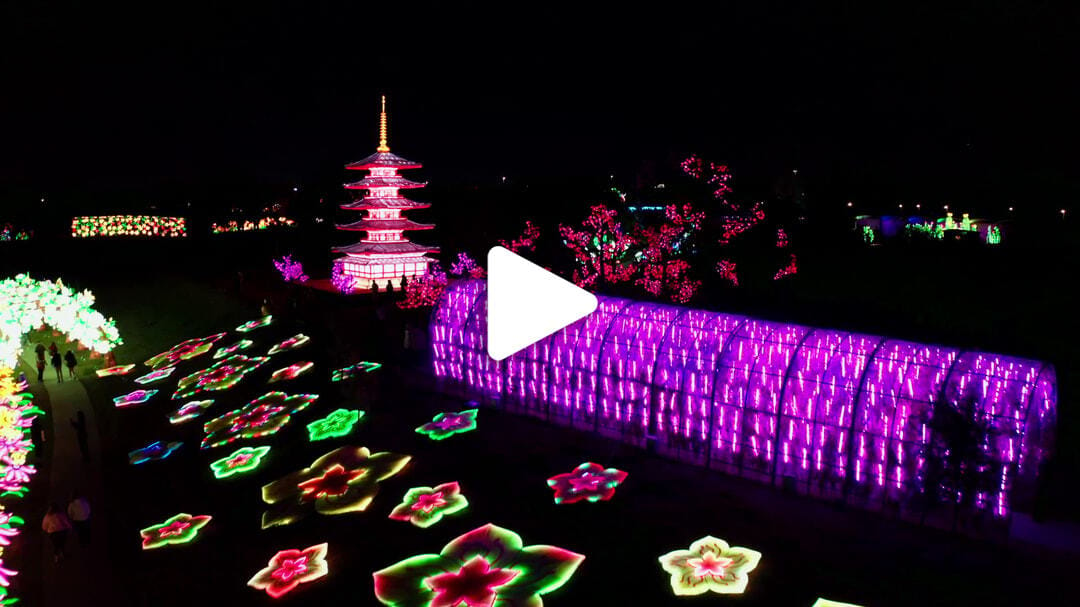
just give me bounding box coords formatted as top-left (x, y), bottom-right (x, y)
top-left (415, 408), bottom-right (478, 440)
top-left (268, 361), bottom-right (314, 383)
top-left (113, 389), bottom-right (158, 407)
top-left (236, 316), bottom-right (272, 333)
top-left (332, 96), bottom-right (438, 290)
top-left (306, 408), bottom-right (363, 441)
top-left (201, 392), bottom-right (318, 449)
top-left (373, 523), bottom-right (584, 607)
top-left (96, 364), bottom-right (135, 377)
top-left (169, 400), bottom-right (214, 424)
top-left (260, 446), bottom-right (410, 528)
top-left (128, 441), bottom-right (182, 465)
top-left (658, 536), bottom-right (762, 596)
top-left (331, 361), bottom-right (382, 382)
top-left (248, 543), bottom-right (329, 598)
top-left (214, 339), bottom-right (252, 359)
top-left (145, 332), bottom-right (226, 369)
top-left (140, 513), bottom-right (212, 549)
top-left (134, 367), bottom-right (176, 385)
top-left (211, 445), bottom-right (271, 479)
top-left (172, 354), bottom-right (269, 400)
top-left (267, 334), bottom-right (310, 355)
top-left (431, 279), bottom-right (1058, 519)
top-left (388, 482), bottom-right (469, 528)
top-left (547, 462), bottom-right (628, 504)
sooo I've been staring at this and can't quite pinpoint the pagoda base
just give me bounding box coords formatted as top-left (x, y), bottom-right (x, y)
top-left (335, 255), bottom-right (432, 291)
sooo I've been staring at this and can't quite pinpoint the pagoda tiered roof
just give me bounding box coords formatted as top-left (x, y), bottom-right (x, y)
top-left (340, 196), bottom-right (431, 210)
top-left (336, 218), bottom-right (434, 231)
top-left (330, 255), bottom-right (435, 266)
top-left (344, 175), bottom-right (426, 189)
top-left (333, 241), bottom-right (440, 255)
top-left (346, 151), bottom-right (422, 170)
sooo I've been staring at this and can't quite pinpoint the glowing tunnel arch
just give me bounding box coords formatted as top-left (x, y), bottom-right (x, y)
top-left (0, 274), bottom-right (123, 370)
top-left (431, 279), bottom-right (1057, 517)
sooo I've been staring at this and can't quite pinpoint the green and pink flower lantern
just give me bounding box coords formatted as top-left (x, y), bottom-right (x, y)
top-left (144, 332), bottom-right (226, 369)
top-left (236, 315), bottom-right (272, 333)
top-left (210, 445), bottom-right (271, 479)
top-left (373, 523), bottom-right (584, 606)
top-left (415, 408), bottom-right (478, 441)
top-left (658, 535), bottom-right (762, 596)
top-left (248, 543), bottom-right (329, 598)
top-left (260, 446), bottom-right (410, 528)
top-left (201, 391), bottom-right (318, 449)
top-left (140, 513), bottom-right (212, 549)
top-left (388, 482), bottom-right (469, 528)
top-left (547, 462), bottom-right (628, 504)
top-left (169, 400), bottom-right (214, 424)
top-left (172, 354), bottom-right (269, 400)
top-left (114, 389), bottom-right (158, 408)
top-left (268, 361), bottom-right (313, 384)
top-left (306, 408), bottom-right (363, 442)
top-left (213, 338), bottom-right (253, 359)
top-left (267, 333), bottom-right (310, 355)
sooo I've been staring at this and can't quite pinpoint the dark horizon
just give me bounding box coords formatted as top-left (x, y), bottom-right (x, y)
top-left (2, 2), bottom-right (1078, 212)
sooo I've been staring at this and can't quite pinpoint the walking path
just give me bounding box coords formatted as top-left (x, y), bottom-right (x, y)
top-left (20, 349), bottom-right (115, 606)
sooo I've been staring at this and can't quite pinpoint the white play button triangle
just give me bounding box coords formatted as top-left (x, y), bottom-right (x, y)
top-left (487, 246), bottom-right (599, 361)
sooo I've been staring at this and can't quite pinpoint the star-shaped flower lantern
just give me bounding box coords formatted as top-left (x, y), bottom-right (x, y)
top-left (248, 543), bottom-right (329, 598)
top-left (547, 462), bottom-right (628, 504)
top-left (267, 333), bottom-right (310, 355)
top-left (268, 361), bottom-right (313, 384)
top-left (236, 315), bottom-right (272, 333)
top-left (214, 338), bottom-right (254, 360)
top-left (658, 535), bottom-right (762, 596)
top-left (260, 446), bottom-right (410, 528)
top-left (415, 408), bottom-right (478, 441)
top-left (140, 513), bottom-right (212, 549)
top-left (172, 354), bottom-right (269, 400)
top-left (133, 366), bottom-right (176, 385)
top-left (210, 445), bottom-right (271, 479)
top-left (113, 389), bottom-right (158, 408)
top-left (201, 391), bottom-right (318, 449)
top-left (169, 400), bottom-right (214, 424)
top-left (388, 482), bottom-right (469, 528)
top-left (306, 408), bottom-right (363, 442)
top-left (144, 333), bottom-right (227, 369)
top-left (373, 523), bottom-right (584, 607)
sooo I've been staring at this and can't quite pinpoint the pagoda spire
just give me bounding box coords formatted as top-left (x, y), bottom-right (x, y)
top-left (377, 95), bottom-right (390, 152)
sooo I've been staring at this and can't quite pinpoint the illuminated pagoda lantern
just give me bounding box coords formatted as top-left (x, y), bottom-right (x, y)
top-left (332, 96), bottom-right (437, 290)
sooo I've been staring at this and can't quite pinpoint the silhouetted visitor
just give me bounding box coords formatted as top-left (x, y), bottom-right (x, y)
top-left (35, 343), bottom-right (46, 361)
top-left (50, 350), bottom-right (63, 382)
top-left (31, 416), bottom-right (45, 454)
top-left (42, 503), bottom-right (72, 562)
top-left (71, 411), bottom-right (90, 462)
top-left (48, 341), bottom-right (58, 357)
top-left (400, 275), bottom-right (409, 289)
top-left (64, 350), bottom-right (77, 379)
top-left (68, 493), bottom-right (91, 545)
top-left (36, 357), bottom-right (46, 382)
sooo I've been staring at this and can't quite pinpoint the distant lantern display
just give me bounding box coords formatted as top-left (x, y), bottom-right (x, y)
top-left (332, 96), bottom-right (438, 291)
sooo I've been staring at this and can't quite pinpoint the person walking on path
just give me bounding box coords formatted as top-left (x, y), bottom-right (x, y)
top-left (35, 342), bottom-right (46, 361)
top-left (30, 415), bottom-right (45, 455)
top-left (64, 350), bottom-right (77, 379)
top-left (48, 341), bottom-right (59, 357)
top-left (42, 503), bottom-right (72, 562)
top-left (71, 411), bottom-right (90, 462)
top-left (50, 350), bottom-right (63, 383)
top-left (67, 493), bottom-right (91, 545)
top-left (36, 356), bottom-right (47, 382)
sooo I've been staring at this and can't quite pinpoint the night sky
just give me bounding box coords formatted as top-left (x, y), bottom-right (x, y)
top-left (2, 1), bottom-right (1077, 209)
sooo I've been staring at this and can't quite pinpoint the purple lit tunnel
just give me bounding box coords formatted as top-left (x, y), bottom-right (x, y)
top-left (431, 279), bottom-right (1056, 518)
